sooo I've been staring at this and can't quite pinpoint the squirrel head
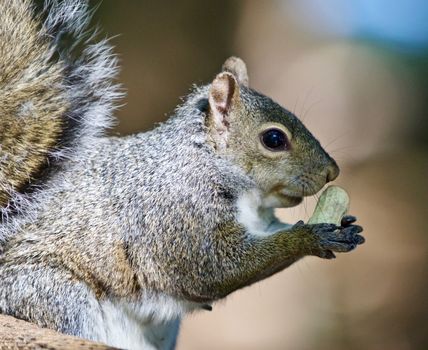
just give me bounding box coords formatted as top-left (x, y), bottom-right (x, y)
top-left (207, 57), bottom-right (339, 208)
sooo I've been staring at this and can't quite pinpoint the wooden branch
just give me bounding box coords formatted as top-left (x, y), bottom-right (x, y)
top-left (0, 314), bottom-right (119, 350)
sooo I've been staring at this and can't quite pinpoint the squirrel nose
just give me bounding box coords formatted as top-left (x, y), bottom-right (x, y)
top-left (326, 161), bottom-right (340, 183)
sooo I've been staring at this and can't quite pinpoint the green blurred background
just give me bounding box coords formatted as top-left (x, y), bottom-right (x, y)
top-left (92, 1), bottom-right (428, 349)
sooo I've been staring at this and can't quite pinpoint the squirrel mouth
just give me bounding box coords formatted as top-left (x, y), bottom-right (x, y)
top-left (275, 182), bottom-right (322, 198)
top-left (270, 185), bottom-right (305, 200)
top-left (279, 193), bottom-right (303, 206)
top-left (265, 186), bottom-right (303, 207)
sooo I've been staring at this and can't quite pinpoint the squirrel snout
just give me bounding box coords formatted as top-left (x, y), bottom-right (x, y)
top-left (326, 161), bottom-right (340, 183)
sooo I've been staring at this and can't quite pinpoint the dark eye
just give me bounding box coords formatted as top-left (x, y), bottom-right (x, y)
top-left (260, 128), bottom-right (289, 151)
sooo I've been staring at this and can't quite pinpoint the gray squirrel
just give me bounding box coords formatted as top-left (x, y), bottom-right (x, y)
top-left (0, 1), bottom-right (364, 349)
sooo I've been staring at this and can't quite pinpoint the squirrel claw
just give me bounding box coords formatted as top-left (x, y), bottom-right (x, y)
top-left (201, 304), bottom-right (213, 311)
top-left (319, 250), bottom-right (336, 259)
top-left (341, 215), bottom-right (357, 227)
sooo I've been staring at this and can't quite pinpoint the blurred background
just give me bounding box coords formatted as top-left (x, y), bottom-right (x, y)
top-left (93, 1), bottom-right (428, 349)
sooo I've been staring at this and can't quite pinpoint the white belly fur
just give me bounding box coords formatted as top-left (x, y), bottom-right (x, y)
top-left (91, 294), bottom-right (200, 350)
top-left (236, 189), bottom-right (291, 237)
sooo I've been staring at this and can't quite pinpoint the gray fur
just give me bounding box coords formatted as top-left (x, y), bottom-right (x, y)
top-left (0, 1), bottom-right (364, 349)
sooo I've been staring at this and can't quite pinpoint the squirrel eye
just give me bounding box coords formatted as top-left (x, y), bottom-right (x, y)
top-left (260, 128), bottom-right (289, 151)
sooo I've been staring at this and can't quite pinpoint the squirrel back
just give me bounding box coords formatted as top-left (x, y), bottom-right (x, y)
top-left (0, 0), bottom-right (121, 233)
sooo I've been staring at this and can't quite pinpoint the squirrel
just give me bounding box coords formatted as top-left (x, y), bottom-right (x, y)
top-left (0, 1), bottom-right (364, 349)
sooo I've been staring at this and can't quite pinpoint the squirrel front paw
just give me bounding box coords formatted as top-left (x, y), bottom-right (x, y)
top-left (294, 216), bottom-right (364, 259)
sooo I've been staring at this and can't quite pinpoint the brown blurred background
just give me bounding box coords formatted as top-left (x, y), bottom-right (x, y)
top-left (93, 1), bottom-right (428, 349)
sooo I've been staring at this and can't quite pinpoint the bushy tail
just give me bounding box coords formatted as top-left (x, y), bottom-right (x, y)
top-left (0, 0), bottom-right (122, 220)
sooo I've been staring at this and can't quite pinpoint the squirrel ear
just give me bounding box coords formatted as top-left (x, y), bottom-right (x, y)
top-left (208, 72), bottom-right (239, 149)
top-left (209, 72), bottom-right (239, 117)
top-left (222, 56), bottom-right (249, 87)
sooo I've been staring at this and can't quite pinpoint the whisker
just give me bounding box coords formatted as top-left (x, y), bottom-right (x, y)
top-left (298, 86), bottom-right (317, 122)
top-left (324, 131), bottom-right (352, 150)
top-left (292, 95), bottom-right (300, 116)
top-left (311, 184), bottom-right (329, 222)
top-left (301, 99), bottom-right (322, 123)
top-left (301, 184), bottom-right (309, 219)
